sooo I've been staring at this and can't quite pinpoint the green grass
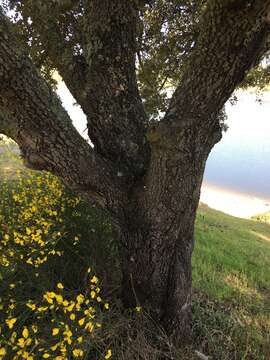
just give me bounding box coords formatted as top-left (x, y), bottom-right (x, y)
top-left (0, 142), bottom-right (270, 359)
top-left (192, 205), bottom-right (270, 359)
top-left (195, 204), bottom-right (270, 307)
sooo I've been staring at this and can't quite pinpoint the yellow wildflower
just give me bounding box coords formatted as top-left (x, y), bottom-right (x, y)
top-left (57, 283), bottom-right (64, 289)
top-left (76, 294), bottom-right (84, 304)
top-left (52, 328), bottom-right (59, 336)
top-left (31, 325), bottom-right (38, 333)
top-left (43, 292), bottom-right (54, 304)
top-left (0, 348), bottom-right (6, 357)
top-left (85, 322), bottom-right (94, 332)
top-left (90, 275), bottom-right (98, 284)
top-left (78, 318), bottom-right (85, 326)
top-left (55, 294), bottom-right (63, 304)
top-left (66, 302), bottom-right (75, 311)
top-left (73, 349), bottom-right (84, 357)
top-left (22, 327), bottom-right (29, 339)
top-left (6, 317), bottom-right (17, 329)
top-left (17, 338), bottom-right (26, 348)
top-left (26, 302), bottom-right (36, 311)
top-left (50, 344), bottom-right (59, 351)
top-left (37, 306), bottom-right (48, 312)
top-left (65, 330), bottom-right (72, 338)
top-left (105, 349), bottom-right (112, 359)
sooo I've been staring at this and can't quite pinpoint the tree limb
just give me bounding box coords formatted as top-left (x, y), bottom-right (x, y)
top-left (0, 10), bottom-right (125, 210)
top-left (82, 0), bottom-right (150, 177)
top-left (155, 0), bottom-right (270, 147)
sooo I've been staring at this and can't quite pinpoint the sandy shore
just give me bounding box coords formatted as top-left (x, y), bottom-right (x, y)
top-left (200, 182), bottom-right (270, 219)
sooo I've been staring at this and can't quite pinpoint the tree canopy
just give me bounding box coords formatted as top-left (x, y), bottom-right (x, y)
top-left (2, 0), bottom-right (270, 120)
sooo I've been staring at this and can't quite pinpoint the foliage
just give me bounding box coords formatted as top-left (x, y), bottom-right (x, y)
top-left (3, 1), bottom-right (205, 110)
top-left (3, 0), bottom-right (269, 120)
top-left (136, 0), bottom-right (205, 119)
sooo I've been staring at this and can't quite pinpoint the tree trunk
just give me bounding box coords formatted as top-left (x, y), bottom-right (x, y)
top-left (117, 131), bottom-right (211, 342)
top-left (120, 219), bottom-right (194, 342)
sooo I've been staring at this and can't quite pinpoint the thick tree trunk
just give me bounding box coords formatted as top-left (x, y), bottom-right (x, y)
top-left (117, 131), bottom-right (210, 342)
top-left (120, 218), bottom-right (194, 342)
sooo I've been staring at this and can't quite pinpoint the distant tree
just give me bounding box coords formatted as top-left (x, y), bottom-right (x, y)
top-left (0, 0), bottom-right (270, 342)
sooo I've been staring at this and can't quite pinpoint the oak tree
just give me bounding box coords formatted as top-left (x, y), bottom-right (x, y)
top-left (0, 0), bottom-right (270, 341)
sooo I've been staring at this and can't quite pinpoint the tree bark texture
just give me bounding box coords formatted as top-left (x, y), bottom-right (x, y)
top-left (1, 1), bottom-right (270, 342)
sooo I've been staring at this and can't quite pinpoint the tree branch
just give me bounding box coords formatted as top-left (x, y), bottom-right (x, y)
top-left (155, 0), bottom-right (270, 146)
top-left (82, 0), bottom-right (150, 177)
top-left (0, 10), bottom-right (125, 210)
top-left (9, 1), bottom-right (150, 178)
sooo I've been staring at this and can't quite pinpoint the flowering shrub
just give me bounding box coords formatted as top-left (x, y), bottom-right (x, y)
top-left (0, 168), bottom-right (113, 359)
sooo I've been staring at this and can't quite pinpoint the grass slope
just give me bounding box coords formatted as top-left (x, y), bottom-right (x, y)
top-left (192, 204), bottom-right (270, 359)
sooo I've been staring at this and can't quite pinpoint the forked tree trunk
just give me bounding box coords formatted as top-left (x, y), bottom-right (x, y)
top-left (116, 133), bottom-right (213, 341)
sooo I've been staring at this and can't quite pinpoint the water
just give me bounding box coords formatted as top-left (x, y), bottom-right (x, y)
top-left (57, 83), bottom-right (270, 200)
top-left (203, 91), bottom-right (270, 200)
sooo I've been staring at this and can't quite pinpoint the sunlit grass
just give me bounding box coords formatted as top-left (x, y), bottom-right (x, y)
top-left (193, 205), bottom-right (270, 359)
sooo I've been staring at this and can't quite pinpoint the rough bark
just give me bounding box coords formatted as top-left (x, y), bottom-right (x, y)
top-left (119, 121), bottom-right (216, 340)
top-left (83, 0), bottom-right (150, 176)
top-left (1, 1), bottom-right (270, 344)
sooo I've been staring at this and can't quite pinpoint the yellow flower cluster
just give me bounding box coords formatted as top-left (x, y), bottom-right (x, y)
top-left (0, 171), bottom-right (69, 270)
top-left (1, 277), bottom-right (111, 359)
top-left (0, 168), bottom-right (112, 359)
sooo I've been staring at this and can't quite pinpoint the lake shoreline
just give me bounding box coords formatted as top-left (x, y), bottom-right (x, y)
top-left (200, 182), bottom-right (270, 219)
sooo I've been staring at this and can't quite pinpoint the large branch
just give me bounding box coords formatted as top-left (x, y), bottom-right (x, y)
top-left (142, 0), bottom-right (270, 226)
top-left (0, 10), bottom-right (124, 210)
top-left (16, 0), bottom-right (150, 178)
top-left (82, 0), bottom-right (150, 177)
top-left (154, 0), bottom-right (270, 146)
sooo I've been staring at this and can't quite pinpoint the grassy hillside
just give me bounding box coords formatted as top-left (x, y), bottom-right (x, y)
top-left (193, 205), bottom-right (270, 359)
top-left (0, 144), bottom-right (269, 359)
